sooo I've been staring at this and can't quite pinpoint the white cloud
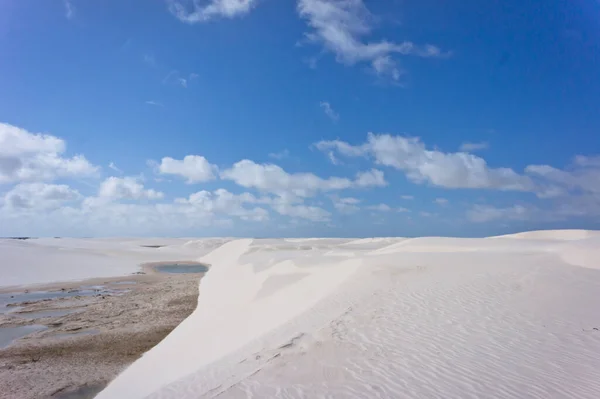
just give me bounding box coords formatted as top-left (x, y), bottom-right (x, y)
top-left (400, 195), bottom-right (414, 200)
top-left (331, 196), bottom-right (360, 214)
top-left (268, 149), bottom-right (290, 160)
top-left (319, 101), bottom-right (339, 121)
top-left (221, 160), bottom-right (386, 197)
top-left (157, 155), bottom-right (218, 183)
top-left (98, 177), bottom-right (164, 201)
top-left (314, 138), bottom-right (368, 157)
top-left (0, 122), bottom-right (98, 184)
top-left (367, 203), bottom-right (391, 212)
top-left (297, 0), bottom-right (446, 80)
top-left (145, 101), bottom-right (163, 107)
top-left (221, 160), bottom-right (350, 197)
top-left (464, 154), bottom-right (600, 224)
top-left (318, 135), bottom-right (600, 210)
top-left (326, 151), bottom-right (340, 165)
top-left (2, 183), bottom-right (81, 211)
top-left (459, 142), bottom-right (489, 152)
top-left (64, 0), bottom-right (75, 20)
top-left (271, 202), bottom-right (330, 222)
top-left (467, 204), bottom-right (529, 223)
top-left (108, 162), bottom-right (122, 173)
top-left (355, 169), bottom-right (387, 187)
top-left (316, 133), bottom-right (534, 191)
top-left (434, 198), bottom-right (448, 205)
top-left (163, 71), bottom-right (197, 88)
top-left (167, 0), bottom-right (258, 23)
top-left (176, 188), bottom-right (269, 221)
top-left (525, 156), bottom-right (600, 195)
top-left (177, 78), bottom-right (188, 88)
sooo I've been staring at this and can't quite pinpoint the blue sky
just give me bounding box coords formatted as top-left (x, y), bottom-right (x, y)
top-left (1, 0), bottom-right (599, 237)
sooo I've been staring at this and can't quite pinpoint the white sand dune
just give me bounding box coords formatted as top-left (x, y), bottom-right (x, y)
top-left (90, 231), bottom-right (600, 399)
top-left (488, 229), bottom-right (600, 241)
top-left (0, 238), bottom-right (231, 288)
top-left (2, 233), bottom-right (600, 398)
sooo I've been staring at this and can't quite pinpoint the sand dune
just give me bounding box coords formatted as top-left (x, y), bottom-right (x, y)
top-left (0, 238), bottom-right (229, 288)
top-left (489, 229), bottom-right (600, 241)
top-left (92, 231), bottom-right (600, 399)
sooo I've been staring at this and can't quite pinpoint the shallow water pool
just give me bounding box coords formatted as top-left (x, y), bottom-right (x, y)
top-left (0, 325), bottom-right (47, 349)
top-left (155, 264), bottom-right (208, 274)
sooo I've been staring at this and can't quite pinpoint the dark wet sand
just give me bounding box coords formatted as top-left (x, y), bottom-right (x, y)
top-left (0, 261), bottom-right (206, 399)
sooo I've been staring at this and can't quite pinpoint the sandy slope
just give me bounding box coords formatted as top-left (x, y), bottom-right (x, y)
top-left (94, 230), bottom-right (600, 399)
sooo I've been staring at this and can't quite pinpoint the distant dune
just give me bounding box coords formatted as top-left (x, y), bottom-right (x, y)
top-left (488, 229), bottom-right (600, 240)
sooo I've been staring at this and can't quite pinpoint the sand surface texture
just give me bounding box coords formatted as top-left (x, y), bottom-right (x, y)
top-left (93, 231), bottom-right (600, 399)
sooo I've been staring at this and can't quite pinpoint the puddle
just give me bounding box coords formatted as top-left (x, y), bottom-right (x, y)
top-left (18, 308), bottom-right (80, 319)
top-left (0, 325), bottom-right (47, 349)
top-left (52, 329), bottom-right (99, 339)
top-left (155, 263), bottom-right (209, 274)
top-left (54, 383), bottom-right (107, 399)
top-left (0, 288), bottom-right (118, 315)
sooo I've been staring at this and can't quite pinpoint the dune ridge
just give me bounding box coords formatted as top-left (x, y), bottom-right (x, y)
top-left (94, 230), bottom-right (600, 399)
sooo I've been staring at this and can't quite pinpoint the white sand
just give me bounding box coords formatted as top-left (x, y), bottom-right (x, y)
top-left (0, 238), bottom-right (231, 288)
top-left (3, 233), bottom-right (599, 398)
top-left (89, 230), bottom-right (600, 399)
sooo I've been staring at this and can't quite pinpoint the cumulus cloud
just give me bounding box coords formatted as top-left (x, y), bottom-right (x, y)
top-left (525, 156), bottom-right (600, 195)
top-left (400, 195), bottom-right (414, 200)
top-left (319, 101), bottom-right (339, 121)
top-left (98, 177), bottom-right (164, 201)
top-left (297, 0), bottom-right (446, 80)
top-left (331, 196), bottom-right (360, 214)
top-left (271, 202), bottom-right (330, 222)
top-left (467, 204), bottom-right (530, 223)
top-left (355, 169), bottom-right (387, 187)
top-left (176, 188), bottom-right (269, 221)
top-left (221, 159), bottom-right (386, 197)
top-left (157, 155), bottom-right (217, 183)
top-left (2, 183), bottom-right (81, 211)
top-left (434, 198), bottom-right (448, 206)
top-left (0, 122), bottom-right (98, 184)
top-left (317, 134), bottom-right (600, 221)
top-left (316, 133), bottom-right (534, 192)
top-left (167, 0), bottom-right (258, 23)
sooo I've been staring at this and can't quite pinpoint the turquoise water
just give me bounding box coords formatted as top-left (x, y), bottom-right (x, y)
top-left (155, 264), bottom-right (208, 274)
